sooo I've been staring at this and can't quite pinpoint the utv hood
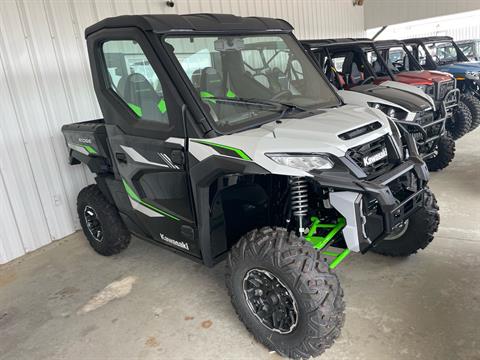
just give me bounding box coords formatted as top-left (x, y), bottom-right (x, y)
top-left (351, 84), bottom-right (432, 112)
top-left (191, 104), bottom-right (392, 178)
top-left (393, 70), bottom-right (452, 84)
top-left (437, 61), bottom-right (480, 75)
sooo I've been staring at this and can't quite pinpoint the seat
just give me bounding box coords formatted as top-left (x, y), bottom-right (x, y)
top-left (123, 73), bottom-right (167, 122)
top-left (372, 60), bottom-right (383, 75)
top-left (349, 62), bottom-right (364, 86)
top-left (199, 67), bottom-right (224, 98)
top-left (324, 58), bottom-right (345, 89)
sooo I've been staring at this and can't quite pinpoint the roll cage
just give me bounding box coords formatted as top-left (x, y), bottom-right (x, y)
top-left (374, 40), bottom-right (424, 73)
top-left (301, 39), bottom-right (395, 90)
top-left (403, 36), bottom-right (470, 70)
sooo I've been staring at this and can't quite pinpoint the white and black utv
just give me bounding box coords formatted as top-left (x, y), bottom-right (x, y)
top-left (62, 14), bottom-right (439, 359)
top-left (302, 38), bottom-right (458, 171)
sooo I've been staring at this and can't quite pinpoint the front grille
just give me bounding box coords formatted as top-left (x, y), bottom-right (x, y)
top-left (437, 80), bottom-right (455, 101)
top-left (347, 136), bottom-right (391, 178)
top-left (415, 110), bottom-right (435, 126)
top-left (414, 109), bottom-right (442, 140)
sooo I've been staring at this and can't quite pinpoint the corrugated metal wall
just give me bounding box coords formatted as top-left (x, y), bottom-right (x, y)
top-left (367, 10), bottom-right (480, 41)
top-left (0, 0), bottom-right (365, 264)
top-left (364, 0), bottom-right (480, 29)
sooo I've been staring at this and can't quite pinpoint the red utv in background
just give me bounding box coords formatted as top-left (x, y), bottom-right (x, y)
top-left (373, 39), bottom-right (472, 139)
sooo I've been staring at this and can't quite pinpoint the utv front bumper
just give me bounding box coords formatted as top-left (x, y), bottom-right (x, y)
top-left (313, 156), bottom-right (429, 253)
top-left (395, 88), bottom-right (459, 160)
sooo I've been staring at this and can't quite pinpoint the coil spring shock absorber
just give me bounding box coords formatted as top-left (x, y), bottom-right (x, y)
top-left (290, 177), bottom-right (309, 234)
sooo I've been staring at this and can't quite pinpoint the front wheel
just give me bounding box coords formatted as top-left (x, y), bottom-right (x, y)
top-left (425, 135), bottom-right (455, 171)
top-left (226, 227), bottom-right (345, 359)
top-left (460, 93), bottom-right (480, 131)
top-left (371, 188), bottom-right (439, 257)
top-left (447, 101), bottom-right (472, 140)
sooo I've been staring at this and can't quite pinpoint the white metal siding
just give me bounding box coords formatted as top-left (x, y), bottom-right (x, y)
top-left (0, 0), bottom-right (364, 264)
top-left (365, 0), bottom-right (480, 29)
top-left (367, 10), bottom-right (480, 41)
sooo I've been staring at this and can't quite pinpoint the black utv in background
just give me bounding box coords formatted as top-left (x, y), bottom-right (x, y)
top-left (404, 36), bottom-right (480, 131)
top-left (302, 38), bottom-right (457, 171)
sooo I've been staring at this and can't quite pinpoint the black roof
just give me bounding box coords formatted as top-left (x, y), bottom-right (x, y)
top-left (301, 38), bottom-right (372, 48)
top-left (455, 39), bottom-right (480, 44)
top-left (374, 39), bottom-right (406, 49)
top-left (85, 14), bottom-right (293, 38)
top-left (403, 36), bottom-right (453, 44)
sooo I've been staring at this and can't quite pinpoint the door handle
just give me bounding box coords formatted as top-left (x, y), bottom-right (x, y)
top-left (170, 149), bottom-right (184, 166)
top-left (115, 152), bottom-right (127, 163)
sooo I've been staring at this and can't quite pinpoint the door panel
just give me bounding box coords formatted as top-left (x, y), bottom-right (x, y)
top-left (107, 126), bottom-right (199, 256)
top-left (98, 36), bottom-right (198, 257)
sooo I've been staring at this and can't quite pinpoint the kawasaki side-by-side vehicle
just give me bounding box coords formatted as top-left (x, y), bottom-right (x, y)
top-left (62, 14), bottom-right (439, 359)
top-left (404, 36), bottom-right (480, 131)
top-left (373, 39), bottom-right (473, 140)
top-left (302, 38), bottom-right (457, 171)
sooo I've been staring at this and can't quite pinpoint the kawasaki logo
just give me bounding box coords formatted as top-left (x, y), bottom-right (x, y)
top-left (363, 147), bottom-right (387, 166)
top-left (160, 233), bottom-right (189, 250)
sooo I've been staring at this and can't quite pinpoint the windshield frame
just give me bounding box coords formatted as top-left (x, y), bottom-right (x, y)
top-left (376, 43), bottom-right (424, 73)
top-left (421, 40), bottom-right (469, 66)
top-left (160, 31), bottom-right (343, 135)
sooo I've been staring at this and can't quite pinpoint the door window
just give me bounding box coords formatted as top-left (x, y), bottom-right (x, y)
top-left (102, 40), bottom-right (169, 124)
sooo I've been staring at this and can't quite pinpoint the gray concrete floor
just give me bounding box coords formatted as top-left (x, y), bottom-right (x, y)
top-left (1, 131), bottom-right (480, 360)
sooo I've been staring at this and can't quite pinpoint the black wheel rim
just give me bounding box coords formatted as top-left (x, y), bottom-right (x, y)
top-left (243, 268), bottom-right (298, 334)
top-left (384, 219), bottom-right (409, 240)
top-left (83, 206), bottom-right (103, 243)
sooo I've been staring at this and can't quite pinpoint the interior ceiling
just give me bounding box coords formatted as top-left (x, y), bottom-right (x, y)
top-left (364, 0), bottom-right (480, 29)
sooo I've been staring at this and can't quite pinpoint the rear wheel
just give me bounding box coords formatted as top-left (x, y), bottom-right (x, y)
top-left (77, 184), bottom-right (131, 256)
top-left (460, 93), bottom-right (480, 131)
top-left (425, 135), bottom-right (455, 171)
top-left (226, 227), bottom-right (345, 359)
top-left (371, 188), bottom-right (439, 257)
top-left (447, 101), bottom-right (472, 140)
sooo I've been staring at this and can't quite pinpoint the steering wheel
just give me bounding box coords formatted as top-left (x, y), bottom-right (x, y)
top-left (271, 90), bottom-right (292, 101)
top-left (360, 76), bottom-right (375, 85)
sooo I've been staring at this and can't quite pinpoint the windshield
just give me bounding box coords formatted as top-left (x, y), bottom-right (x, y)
top-left (424, 41), bottom-right (462, 65)
top-left (164, 34), bottom-right (340, 132)
top-left (458, 42), bottom-right (476, 59)
top-left (379, 45), bottom-right (422, 73)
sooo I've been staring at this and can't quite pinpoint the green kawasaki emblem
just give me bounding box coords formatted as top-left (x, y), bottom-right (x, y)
top-left (192, 140), bottom-right (251, 161)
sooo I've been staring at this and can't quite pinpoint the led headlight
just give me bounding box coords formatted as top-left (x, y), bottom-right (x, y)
top-left (465, 71), bottom-right (480, 80)
top-left (386, 107), bottom-right (396, 118)
top-left (368, 102), bottom-right (406, 120)
top-left (415, 84), bottom-right (434, 96)
top-left (266, 154), bottom-right (334, 172)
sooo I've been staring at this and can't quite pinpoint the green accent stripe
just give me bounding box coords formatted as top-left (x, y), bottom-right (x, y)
top-left (128, 103), bottom-right (142, 117)
top-left (122, 179), bottom-right (180, 221)
top-left (200, 91), bottom-right (216, 104)
top-left (157, 99), bottom-right (167, 114)
top-left (192, 140), bottom-right (251, 161)
top-left (81, 145), bottom-right (97, 155)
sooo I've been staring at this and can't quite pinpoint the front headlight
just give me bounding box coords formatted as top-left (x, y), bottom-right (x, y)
top-left (367, 102), bottom-right (407, 120)
top-left (415, 84), bottom-right (434, 96)
top-left (266, 154), bottom-right (334, 172)
top-left (465, 71), bottom-right (480, 80)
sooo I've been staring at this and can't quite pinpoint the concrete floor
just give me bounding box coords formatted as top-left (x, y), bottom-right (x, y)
top-left (1, 131), bottom-right (480, 360)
